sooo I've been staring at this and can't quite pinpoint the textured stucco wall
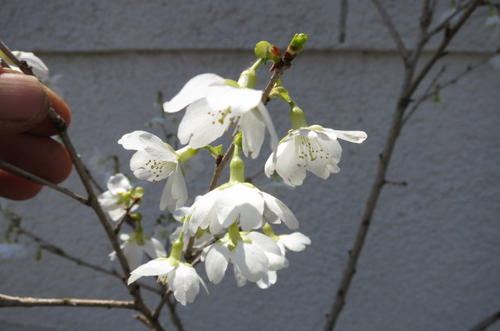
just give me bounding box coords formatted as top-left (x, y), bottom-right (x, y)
top-left (1, 1), bottom-right (500, 331)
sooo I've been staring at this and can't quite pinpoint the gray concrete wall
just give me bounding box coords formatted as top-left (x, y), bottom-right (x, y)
top-left (1, 1), bottom-right (499, 331)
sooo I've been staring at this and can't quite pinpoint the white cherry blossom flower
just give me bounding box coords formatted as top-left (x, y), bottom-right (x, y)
top-left (118, 130), bottom-right (189, 212)
top-left (186, 182), bottom-right (299, 235)
top-left (253, 229), bottom-right (311, 289)
top-left (128, 258), bottom-right (207, 305)
top-left (98, 173), bottom-right (138, 221)
top-left (163, 73), bottom-right (278, 158)
top-left (110, 233), bottom-right (167, 270)
top-left (204, 231), bottom-right (286, 286)
top-left (265, 125), bottom-right (367, 187)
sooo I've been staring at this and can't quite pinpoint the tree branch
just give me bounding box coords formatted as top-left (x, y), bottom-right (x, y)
top-left (469, 310), bottom-right (500, 331)
top-left (323, 1), bottom-right (482, 330)
top-left (338, 0), bottom-right (349, 43)
top-left (0, 159), bottom-right (89, 205)
top-left (370, 0), bottom-right (409, 64)
top-left (403, 58), bottom-right (487, 126)
top-left (0, 293), bottom-right (135, 309)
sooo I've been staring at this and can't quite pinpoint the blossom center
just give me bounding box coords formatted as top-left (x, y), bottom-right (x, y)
top-left (295, 135), bottom-right (329, 163)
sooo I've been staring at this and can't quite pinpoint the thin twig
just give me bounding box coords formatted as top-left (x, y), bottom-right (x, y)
top-left (0, 293), bottom-right (135, 309)
top-left (14, 223), bottom-right (162, 295)
top-left (323, 1), bottom-right (482, 330)
top-left (0, 159), bottom-right (89, 205)
top-left (0, 40), bottom-right (33, 75)
top-left (370, 0), bottom-right (409, 64)
top-left (84, 164), bottom-right (104, 193)
top-left (469, 310), bottom-right (500, 331)
top-left (338, 0), bottom-right (349, 43)
top-left (165, 296), bottom-right (184, 331)
top-left (17, 225), bottom-right (122, 278)
top-left (403, 59), bottom-right (487, 126)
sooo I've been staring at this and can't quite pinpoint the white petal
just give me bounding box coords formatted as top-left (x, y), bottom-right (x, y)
top-left (264, 152), bottom-right (277, 177)
top-left (206, 85), bottom-right (262, 114)
top-left (246, 232), bottom-right (281, 256)
top-left (118, 131), bottom-right (171, 154)
top-left (261, 192), bottom-right (299, 229)
top-left (170, 264), bottom-right (201, 306)
top-left (120, 233), bottom-right (131, 241)
top-left (246, 232), bottom-right (287, 270)
top-left (280, 232), bottom-right (311, 252)
top-left (160, 167), bottom-right (188, 211)
top-left (163, 73), bottom-right (224, 113)
top-left (233, 264), bottom-right (247, 287)
top-left (130, 150), bottom-right (177, 182)
top-left (256, 270), bottom-right (277, 289)
top-left (123, 241), bottom-right (144, 271)
top-left (275, 138), bottom-right (306, 186)
top-left (231, 242), bottom-right (268, 282)
top-left (239, 109), bottom-right (266, 159)
top-left (205, 243), bottom-right (230, 284)
top-left (178, 98), bottom-right (229, 148)
top-left (144, 238), bottom-right (167, 258)
top-left (108, 208), bottom-right (126, 221)
top-left (127, 258), bottom-right (174, 285)
top-left (98, 191), bottom-right (120, 211)
top-left (256, 103), bottom-right (279, 153)
top-left (216, 185), bottom-right (264, 231)
top-left (333, 130), bottom-right (367, 143)
top-left (107, 173), bottom-right (132, 194)
top-left (189, 191), bottom-right (219, 234)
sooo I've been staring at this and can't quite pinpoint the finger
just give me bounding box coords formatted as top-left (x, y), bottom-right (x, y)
top-left (0, 133), bottom-right (72, 184)
top-left (0, 72), bottom-right (48, 135)
top-left (0, 169), bottom-right (42, 200)
top-left (28, 85), bottom-right (72, 136)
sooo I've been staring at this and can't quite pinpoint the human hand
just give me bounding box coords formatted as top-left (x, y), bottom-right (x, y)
top-left (0, 68), bottom-right (73, 199)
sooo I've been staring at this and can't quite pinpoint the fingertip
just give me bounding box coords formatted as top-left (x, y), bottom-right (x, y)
top-left (28, 86), bottom-right (72, 136)
top-left (0, 72), bottom-right (48, 134)
top-left (0, 170), bottom-right (43, 200)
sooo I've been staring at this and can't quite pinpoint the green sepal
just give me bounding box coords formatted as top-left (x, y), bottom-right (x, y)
top-left (205, 145), bottom-right (224, 159)
top-left (254, 41), bottom-right (281, 63)
top-left (269, 86), bottom-right (292, 104)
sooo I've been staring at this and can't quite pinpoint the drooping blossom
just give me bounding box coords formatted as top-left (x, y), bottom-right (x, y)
top-left (128, 258), bottom-right (207, 305)
top-left (204, 231), bottom-right (287, 287)
top-left (118, 130), bottom-right (193, 211)
top-left (265, 125), bottom-right (367, 186)
top-left (185, 182), bottom-right (299, 235)
top-left (98, 173), bottom-right (139, 221)
top-left (163, 73), bottom-right (278, 158)
top-left (110, 233), bottom-right (166, 270)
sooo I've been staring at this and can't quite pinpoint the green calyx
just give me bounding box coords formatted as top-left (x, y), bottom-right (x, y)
top-left (290, 104), bottom-right (308, 129)
top-left (169, 231), bottom-right (185, 261)
top-left (269, 85), bottom-right (292, 104)
top-left (229, 132), bottom-right (245, 183)
top-left (176, 146), bottom-right (199, 163)
top-left (131, 221), bottom-right (146, 246)
top-left (262, 223), bottom-right (279, 241)
top-left (237, 59), bottom-right (263, 88)
top-left (254, 41), bottom-right (281, 64)
top-left (227, 223), bottom-right (243, 250)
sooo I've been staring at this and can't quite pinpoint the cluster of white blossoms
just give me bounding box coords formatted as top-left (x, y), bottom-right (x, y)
top-left (101, 34), bottom-right (367, 305)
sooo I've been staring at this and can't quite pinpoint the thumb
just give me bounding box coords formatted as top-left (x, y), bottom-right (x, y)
top-left (0, 70), bottom-right (48, 135)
